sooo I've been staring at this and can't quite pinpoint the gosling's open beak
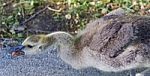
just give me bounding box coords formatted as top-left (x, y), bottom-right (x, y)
top-left (10, 45), bottom-right (25, 57)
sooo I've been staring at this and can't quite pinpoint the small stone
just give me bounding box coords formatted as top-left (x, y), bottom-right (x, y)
top-left (11, 51), bottom-right (25, 57)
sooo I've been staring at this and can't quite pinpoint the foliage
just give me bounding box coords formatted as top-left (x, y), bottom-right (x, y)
top-left (0, 0), bottom-right (150, 38)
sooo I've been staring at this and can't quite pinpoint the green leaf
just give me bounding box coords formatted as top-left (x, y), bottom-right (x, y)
top-left (17, 33), bottom-right (24, 38)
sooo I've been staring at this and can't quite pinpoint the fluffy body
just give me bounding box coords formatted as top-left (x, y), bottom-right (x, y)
top-left (72, 15), bottom-right (150, 72)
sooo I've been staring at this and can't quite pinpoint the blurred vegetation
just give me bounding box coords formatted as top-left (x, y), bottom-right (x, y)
top-left (0, 0), bottom-right (150, 38)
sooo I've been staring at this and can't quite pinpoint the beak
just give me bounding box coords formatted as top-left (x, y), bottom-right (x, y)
top-left (10, 45), bottom-right (25, 57)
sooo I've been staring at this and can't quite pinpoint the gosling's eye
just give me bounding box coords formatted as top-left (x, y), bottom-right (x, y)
top-left (39, 46), bottom-right (43, 49)
top-left (26, 45), bottom-right (33, 48)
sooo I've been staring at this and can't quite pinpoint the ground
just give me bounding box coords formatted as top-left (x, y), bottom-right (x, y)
top-left (0, 39), bottom-right (149, 76)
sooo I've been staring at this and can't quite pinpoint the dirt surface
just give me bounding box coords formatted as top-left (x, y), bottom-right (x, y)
top-left (0, 3), bottom-right (77, 37)
top-left (25, 7), bottom-right (75, 34)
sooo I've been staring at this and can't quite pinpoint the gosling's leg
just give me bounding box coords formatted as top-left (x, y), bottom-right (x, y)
top-left (136, 68), bottom-right (150, 76)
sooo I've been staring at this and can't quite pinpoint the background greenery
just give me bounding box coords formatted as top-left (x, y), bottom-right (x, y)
top-left (0, 0), bottom-right (150, 38)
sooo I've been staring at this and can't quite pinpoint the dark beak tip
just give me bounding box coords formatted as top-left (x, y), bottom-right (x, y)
top-left (18, 45), bottom-right (25, 49)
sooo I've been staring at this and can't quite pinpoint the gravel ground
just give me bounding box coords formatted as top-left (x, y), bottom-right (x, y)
top-left (0, 44), bottom-right (135, 76)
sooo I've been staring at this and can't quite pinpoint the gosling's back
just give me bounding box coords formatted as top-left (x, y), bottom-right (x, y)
top-left (75, 15), bottom-right (150, 72)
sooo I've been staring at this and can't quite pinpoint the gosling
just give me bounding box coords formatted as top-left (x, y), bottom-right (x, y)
top-left (18, 14), bottom-right (150, 76)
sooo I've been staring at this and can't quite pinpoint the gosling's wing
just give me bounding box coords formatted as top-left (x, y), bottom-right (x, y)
top-left (89, 16), bottom-right (150, 58)
top-left (89, 21), bottom-right (134, 58)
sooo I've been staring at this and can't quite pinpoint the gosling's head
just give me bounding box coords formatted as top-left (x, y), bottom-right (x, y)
top-left (12, 31), bottom-right (74, 57)
top-left (21, 34), bottom-right (56, 55)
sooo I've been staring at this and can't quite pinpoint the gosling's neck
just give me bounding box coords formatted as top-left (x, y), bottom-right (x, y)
top-left (47, 31), bottom-right (73, 46)
top-left (46, 31), bottom-right (75, 57)
top-left (47, 31), bottom-right (84, 69)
